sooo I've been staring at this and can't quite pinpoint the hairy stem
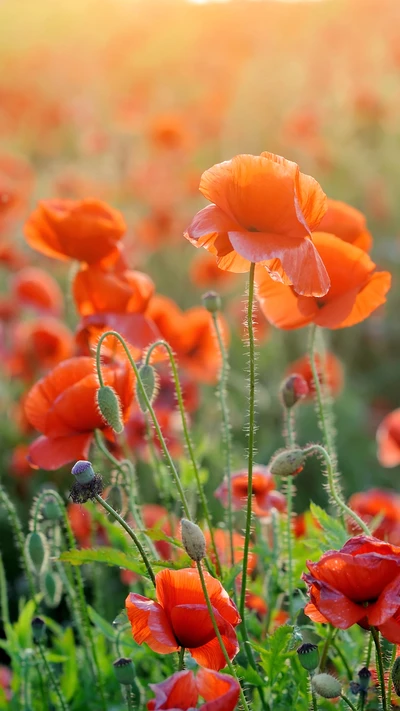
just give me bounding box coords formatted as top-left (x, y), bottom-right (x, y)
top-left (371, 627), bottom-right (387, 711)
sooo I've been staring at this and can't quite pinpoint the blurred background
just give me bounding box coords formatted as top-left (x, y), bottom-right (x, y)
top-left (1, 0), bottom-right (400, 527)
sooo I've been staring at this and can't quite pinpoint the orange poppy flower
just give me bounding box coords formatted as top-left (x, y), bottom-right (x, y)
top-left (215, 466), bottom-right (286, 517)
top-left (348, 489), bottom-right (400, 545)
top-left (73, 265), bottom-right (154, 316)
top-left (12, 267), bottom-right (64, 316)
top-left (318, 198), bottom-right (373, 252)
top-left (8, 318), bottom-right (75, 379)
top-left (205, 529), bottom-right (257, 576)
top-left (303, 536), bottom-right (400, 643)
top-left (190, 253), bottom-right (237, 289)
top-left (147, 668), bottom-right (240, 711)
top-left (24, 356), bottom-right (134, 470)
top-left (124, 407), bottom-right (183, 461)
top-left (125, 568), bottom-right (240, 670)
top-left (286, 352), bottom-right (344, 399)
top-left (377, 410), bottom-right (400, 468)
top-left (10, 444), bottom-right (33, 479)
top-left (245, 592), bottom-right (268, 618)
top-left (184, 152), bottom-right (329, 297)
top-left (24, 198), bottom-right (126, 264)
top-left (75, 313), bottom-right (158, 363)
top-left (256, 233), bottom-right (391, 330)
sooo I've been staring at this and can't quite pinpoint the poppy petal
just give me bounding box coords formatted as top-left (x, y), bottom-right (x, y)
top-left (28, 433), bottom-right (92, 470)
top-left (367, 573), bottom-right (400, 626)
top-left (125, 593), bottom-right (178, 654)
top-left (196, 668), bottom-right (240, 711)
top-left (148, 671), bottom-right (198, 711)
top-left (189, 612), bottom-right (239, 671)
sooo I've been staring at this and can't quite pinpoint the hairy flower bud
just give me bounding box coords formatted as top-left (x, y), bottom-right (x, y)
top-left (97, 385), bottom-right (124, 434)
top-left (31, 616), bottom-right (46, 643)
top-left (297, 643), bottom-right (319, 672)
top-left (26, 531), bottom-right (48, 574)
top-left (41, 569), bottom-right (63, 608)
top-left (312, 673), bottom-right (341, 699)
top-left (113, 657), bottom-right (136, 685)
top-left (181, 519), bottom-right (206, 562)
top-left (280, 373), bottom-right (309, 408)
top-left (392, 656), bottom-right (400, 696)
top-left (72, 460), bottom-right (95, 484)
top-left (136, 364), bottom-right (157, 413)
top-left (202, 291), bottom-right (221, 314)
top-left (358, 667), bottom-right (371, 692)
top-left (269, 449), bottom-right (305, 477)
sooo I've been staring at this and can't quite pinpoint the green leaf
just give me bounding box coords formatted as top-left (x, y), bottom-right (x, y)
top-left (59, 627), bottom-right (78, 701)
top-left (235, 665), bottom-right (264, 687)
top-left (258, 625), bottom-right (296, 688)
top-left (88, 606), bottom-right (117, 641)
top-left (59, 547), bottom-right (146, 575)
top-left (309, 502), bottom-right (348, 550)
top-left (221, 563), bottom-right (243, 594)
top-left (14, 598), bottom-right (36, 649)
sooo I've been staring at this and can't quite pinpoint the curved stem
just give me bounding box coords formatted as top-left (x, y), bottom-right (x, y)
top-left (284, 409), bottom-right (296, 620)
top-left (341, 694), bottom-right (358, 711)
top-left (38, 642), bottom-right (68, 711)
top-left (211, 312), bottom-right (234, 568)
top-left (94, 494), bottom-right (156, 587)
top-left (240, 262), bottom-right (256, 620)
top-left (196, 562), bottom-right (250, 711)
top-left (303, 445), bottom-right (371, 536)
top-left (319, 625), bottom-right (336, 672)
top-left (308, 324), bottom-right (335, 455)
top-left (387, 643), bottom-right (397, 709)
top-left (96, 331), bottom-right (191, 519)
top-left (310, 675), bottom-right (318, 711)
top-left (144, 340), bottom-right (221, 573)
top-left (371, 626), bottom-right (387, 711)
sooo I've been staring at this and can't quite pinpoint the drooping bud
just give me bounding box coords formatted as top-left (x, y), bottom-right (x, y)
top-left (269, 449), bottom-right (305, 477)
top-left (358, 667), bottom-right (371, 692)
top-left (41, 569), bottom-right (63, 608)
top-left (136, 364), bottom-right (157, 413)
top-left (113, 658), bottom-right (136, 685)
top-left (72, 460), bottom-right (95, 484)
top-left (312, 673), bottom-right (342, 699)
top-left (297, 643), bottom-right (319, 672)
top-left (31, 616), bottom-right (46, 643)
top-left (392, 656), bottom-right (400, 696)
top-left (202, 291), bottom-right (221, 314)
top-left (280, 374), bottom-right (309, 409)
top-left (97, 385), bottom-right (124, 434)
top-left (26, 531), bottom-right (48, 574)
top-left (181, 519), bottom-right (206, 562)
top-left (42, 497), bottom-right (62, 521)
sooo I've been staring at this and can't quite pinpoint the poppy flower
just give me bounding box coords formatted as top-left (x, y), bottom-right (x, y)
top-left (286, 352), bottom-right (344, 399)
top-left (147, 668), bottom-right (240, 711)
top-left (303, 535), bottom-right (400, 643)
top-left (125, 567), bottom-right (240, 670)
top-left (205, 529), bottom-right (257, 576)
top-left (24, 198), bottom-right (126, 264)
top-left (124, 406), bottom-right (183, 460)
top-left (245, 593), bottom-right (268, 618)
top-left (215, 466), bottom-right (286, 517)
top-left (190, 253), bottom-right (237, 289)
top-left (24, 356), bottom-right (134, 470)
top-left (73, 265), bottom-right (154, 316)
top-left (10, 444), bottom-right (33, 479)
top-left (348, 489), bottom-right (400, 545)
top-left (256, 233), bottom-right (391, 330)
top-left (318, 198), bottom-right (373, 252)
top-left (377, 409), bottom-right (400, 467)
top-left (12, 267), bottom-right (64, 315)
top-left (75, 312), bottom-right (158, 364)
top-left (8, 318), bottom-right (75, 379)
top-left (184, 151), bottom-right (330, 297)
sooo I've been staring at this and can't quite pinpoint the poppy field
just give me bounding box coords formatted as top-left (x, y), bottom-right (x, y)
top-left (2, 0), bottom-right (400, 709)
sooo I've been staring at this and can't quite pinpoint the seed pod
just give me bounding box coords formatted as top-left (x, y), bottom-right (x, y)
top-left (358, 667), bottom-right (371, 692)
top-left (269, 449), bottom-right (305, 477)
top-left (32, 616), bottom-right (46, 643)
top-left (97, 385), bottom-right (124, 434)
top-left (26, 531), bottom-right (48, 574)
top-left (297, 643), bottom-right (319, 672)
top-left (392, 657), bottom-right (400, 696)
top-left (280, 374), bottom-right (309, 408)
top-left (136, 364), bottom-right (157, 413)
top-left (202, 291), bottom-right (221, 314)
top-left (181, 519), bottom-right (206, 562)
top-left (71, 460), bottom-right (95, 484)
top-left (113, 658), bottom-right (136, 685)
top-left (312, 673), bottom-right (341, 699)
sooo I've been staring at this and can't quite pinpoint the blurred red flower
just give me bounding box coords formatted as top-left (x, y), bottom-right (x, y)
top-left (73, 265), bottom-right (154, 316)
top-left (285, 352), bottom-right (344, 399)
top-left (348, 489), bottom-right (400, 545)
top-left (318, 198), bottom-right (373, 252)
top-left (12, 267), bottom-right (64, 316)
top-left (147, 668), bottom-right (240, 711)
top-left (215, 466), bottom-right (285, 517)
top-left (377, 409), bottom-right (400, 467)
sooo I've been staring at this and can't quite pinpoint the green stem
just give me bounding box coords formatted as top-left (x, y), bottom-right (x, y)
top-left (319, 625), bottom-right (335, 671)
top-left (341, 694), bottom-right (358, 711)
top-left (240, 261), bottom-right (256, 621)
top-left (38, 642), bottom-right (68, 711)
top-left (308, 324), bottom-right (335, 456)
top-left (387, 643), bottom-right (397, 709)
top-left (332, 640), bottom-right (353, 681)
top-left (196, 562), bottom-right (250, 711)
top-left (365, 632), bottom-right (373, 668)
top-left (0, 485), bottom-right (36, 601)
top-left (144, 340), bottom-right (221, 574)
top-left (310, 675), bottom-right (318, 711)
top-left (371, 626), bottom-right (387, 711)
top-left (284, 409), bottom-right (295, 620)
top-left (125, 687), bottom-right (134, 711)
top-left (211, 312), bottom-right (235, 568)
top-left (0, 554), bottom-right (10, 628)
top-left (96, 331), bottom-right (191, 519)
top-left (178, 646), bottom-right (186, 670)
top-left (303, 445), bottom-right (371, 535)
top-left (94, 494), bottom-right (156, 586)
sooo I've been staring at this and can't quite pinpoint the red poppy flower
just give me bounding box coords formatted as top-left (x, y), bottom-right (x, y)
top-left (24, 198), bottom-right (126, 264)
top-left (10, 444), bottom-right (33, 479)
top-left (8, 318), bottom-right (75, 379)
top-left (147, 668), bottom-right (240, 711)
top-left (73, 265), bottom-right (154, 316)
top-left (318, 198), bottom-right (373, 252)
top-left (24, 356), bottom-right (134, 470)
top-left (303, 536), bottom-right (400, 643)
top-left (215, 466), bottom-right (286, 517)
top-left (75, 313), bottom-right (158, 364)
top-left (184, 151), bottom-right (329, 297)
top-left (286, 352), bottom-right (344, 399)
top-left (377, 409), bottom-right (400, 467)
top-left (12, 267), bottom-right (64, 315)
top-left (245, 593), bottom-right (268, 618)
top-left (190, 253), bottom-right (237, 289)
top-left (348, 489), bottom-right (400, 545)
top-left (205, 529), bottom-right (257, 576)
top-left (257, 233), bottom-right (391, 330)
top-left (126, 567), bottom-right (240, 670)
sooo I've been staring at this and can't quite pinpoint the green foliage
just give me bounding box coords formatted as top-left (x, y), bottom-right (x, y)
top-left (60, 547), bottom-right (147, 576)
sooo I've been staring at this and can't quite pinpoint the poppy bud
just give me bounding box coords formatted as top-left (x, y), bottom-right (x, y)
top-left (42, 498), bottom-right (62, 521)
top-left (280, 374), bottom-right (309, 409)
top-left (113, 658), bottom-right (136, 685)
top-left (97, 385), bottom-right (124, 434)
top-left (392, 656), bottom-right (400, 696)
top-left (31, 616), bottom-right (46, 643)
top-left (297, 643), bottom-right (319, 672)
top-left (136, 364), bottom-right (157, 413)
top-left (181, 519), bottom-right (206, 562)
top-left (26, 531), bottom-right (48, 574)
top-left (202, 291), bottom-right (221, 314)
top-left (41, 569), bottom-right (63, 608)
top-left (312, 673), bottom-right (342, 699)
top-left (358, 667), bottom-right (371, 692)
top-left (269, 449), bottom-right (305, 477)
top-left (72, 460), bottom-right (95, 484)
